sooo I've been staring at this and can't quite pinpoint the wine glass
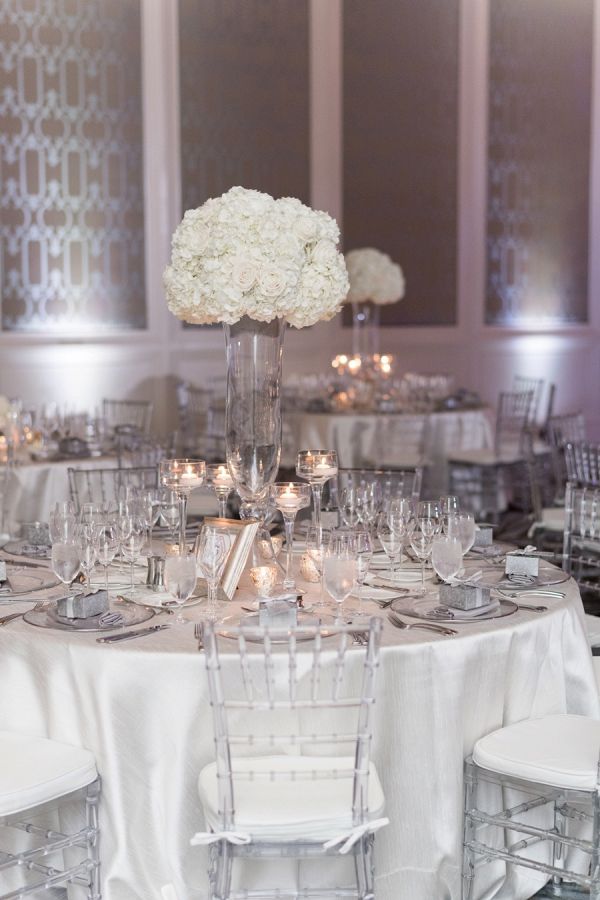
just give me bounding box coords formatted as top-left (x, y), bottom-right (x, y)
top-left (323, 529), bottom-right (357, 619)
top-left (410, 529), bottom-right (434, 595)
top-left (388, 499), bottom-right (415, 573)
top-left (121, 517), bottom-right (146, 600)
top-left (159, 489), bottom-right (180, 545)
top-left (355, 529), bottom-right (373, 614)
top-left (75, 525), bottom-right (96, 592)
top-left (447, 512), bottom-right (476, 557)
top-left (164, 551), bottom-right (198, 625)
top-left (51, 540), bottom-right (81, 593)
top-left (431, 534), bottom-right (463, 584)
top-left (305, 524), bottom-right (330, 609)
top-left (376, 511), bottom-right (403, 579)
top-left (94, 524), bottom-right (118, 596)
top-left (417, 501), bottom-right (442, 538)
top-left (340, 487), bottom-right (361, 528)
top-left (195, 524), bottom-right (230, 622)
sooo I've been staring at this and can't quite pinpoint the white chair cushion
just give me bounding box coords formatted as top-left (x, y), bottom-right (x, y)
top-left (0, 731), bottom-right (97, 816)
top-left (585, 613), bottom-right (600, 648)
top-left (473, 715), bottom-right (600, 791)
top-left (198, 755), bottom-right (385, 842)
top-left (448, 448), bottom-right (523, 467)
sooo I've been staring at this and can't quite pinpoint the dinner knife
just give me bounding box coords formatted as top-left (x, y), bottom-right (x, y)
top-left (96, 624), bottom-right (170, 644)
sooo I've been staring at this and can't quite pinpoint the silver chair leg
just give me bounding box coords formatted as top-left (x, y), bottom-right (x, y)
top-left (591, 789), bottom-right (600, 900)
top-left (214, 839), bottom-right (233, 900)
top-left (85, 778), bottom-right (102, 900)
top-left (462, 760), bottom-right (477, 900)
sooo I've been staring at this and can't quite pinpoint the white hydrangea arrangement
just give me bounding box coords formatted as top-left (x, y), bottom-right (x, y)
top-left (345, 247), bottom-right (405, 306)
top-left (164, 186), bottom-right (349, 329)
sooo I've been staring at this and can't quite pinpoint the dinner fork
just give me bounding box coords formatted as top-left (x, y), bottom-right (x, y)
top-left (194, 622), bottom-right (204, 650)
top-left (387, 611), bottom-right (457, 637)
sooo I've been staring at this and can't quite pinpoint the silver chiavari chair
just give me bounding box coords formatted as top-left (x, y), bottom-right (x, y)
top-left (102, 399), bottom-right (153, 435)
top-left (335, 466), bottom-right (423, 512)
top-left (561, 481), bottom-right (600, 600)
top-left (192, 619), bottom-right (387, 900)
top-left (513, 374), bottom-right (545, 428)
top-left (565, 441), bottom-right (600, 489)
top-left (68, 466), bottom-right (158, 512)
top-left (0, 731), bottom-right (101, 899)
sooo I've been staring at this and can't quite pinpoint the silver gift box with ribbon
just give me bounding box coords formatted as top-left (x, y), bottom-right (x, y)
top-left (57, 589), bottom-right (109, 620)
top-left (439, 582), bottom-right (491, 610)
top-left (505, 552), bottom-right (539, 578)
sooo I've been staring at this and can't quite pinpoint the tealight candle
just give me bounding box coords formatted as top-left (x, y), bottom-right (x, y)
top-left (296, 449), bottom-right (338, 527)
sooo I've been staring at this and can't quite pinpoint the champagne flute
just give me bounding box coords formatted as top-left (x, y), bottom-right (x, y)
top-left (121, 517), bottom-right (146, 600)
top-left (51, 540), bottom-right (81, 593)
top-left (194, 524), bottom-right (230, 622)
top-left (431, 534), bottom-right (463, 584)
top-left (165, 551), bottom-right (198, 625)
top-left (323, 528), bottom-right (357, 619)
top-left (355, 529), bottom-right (373, 614)
top-left (340, 487), bottom-right (361, 528)
top-left (94, 524), bottom-right (118, 596)
top-left (159, 489), bottom-right (180, 545)
top-left (305, 524), bottom-right (330, 609)
top-left (410, 529), bottom-right (434, 595)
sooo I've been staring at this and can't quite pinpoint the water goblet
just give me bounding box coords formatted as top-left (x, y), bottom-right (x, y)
top-left (431, 534), bottom-right (463, 584)
top-left (194, 524), bottom-right (231, 622)
top-left (51, 540), bottom-right (81, 593)
top-left (410, 529), bottom-right (435, 595)
top-left (49, 507), bottom-right (78, 543)
top-left (323, 528), bottom-right (357, 619)
top-left (296, 450), bottom-right (338, 527)
top-left (447, 512), bottom-right (476, 557)
top-left (206, 463), bottom-right (235, 519)
top-left (376, 511), bottom-right (403, 579)
top-left (94, 524), bottom-right (118, 596)
top-left (159, 459), bottom-right (206, 553)
top-left (270, 482), bottom-right (311, 592)
top-left (164, 551), bottom-right (198, 625)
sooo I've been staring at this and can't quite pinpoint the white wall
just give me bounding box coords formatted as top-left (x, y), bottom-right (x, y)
top-left (1, 0), bottom-right (599, 437)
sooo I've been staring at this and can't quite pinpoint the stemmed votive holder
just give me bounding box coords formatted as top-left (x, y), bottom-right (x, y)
top-left (270, 482), bottom-right (311, 592)
top-left (296, 449), bottom-right (338, 527)
top-left (159, 459), bottom-right (206, 554)
top-left (206, 463), bottom-right (234, 519)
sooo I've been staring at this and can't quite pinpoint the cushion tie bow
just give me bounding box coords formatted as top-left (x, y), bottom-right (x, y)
top-left (323, 817), bottom-right (390, 854)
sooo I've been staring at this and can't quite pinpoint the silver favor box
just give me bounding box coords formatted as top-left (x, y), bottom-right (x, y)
top-left (505, 553), bottom-right (539, 578)
top-left (0, 561), bottom-right (6, 584)
top-left (57, 590), bottom-right (109, 620)
top-left (473, 523), bottom-right (494, 547)
top-left (259, 598), bottom-right (298, 629)
top-left (439, 582), bottom-right (491, 610)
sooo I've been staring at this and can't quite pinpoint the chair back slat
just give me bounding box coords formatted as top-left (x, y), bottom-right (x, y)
top-left (68, 465), bottom-right (158, 511)
top-left (103, 399), bottom-right (153, 434)
top-left (565, 442), bottom-right (600, 488)
top-left (494, 390), bottom-right (533, 456)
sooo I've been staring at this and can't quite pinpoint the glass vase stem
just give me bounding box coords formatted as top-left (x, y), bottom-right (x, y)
top-left (283, 515), bottom-right (295, 590)
top-left (311, 483), bottom-right (323, 527)
top-left (178, 494), bottom-right (188, 554)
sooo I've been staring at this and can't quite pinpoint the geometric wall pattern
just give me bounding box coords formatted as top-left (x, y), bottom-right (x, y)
top-left (178, 0), bottom-right (310, 215)
top-left (343, 0), bottom-right (460, 327)
top-left (0, 0), bottom-right (146, 333)
top-left (486, 0), bottom-right (592, 325)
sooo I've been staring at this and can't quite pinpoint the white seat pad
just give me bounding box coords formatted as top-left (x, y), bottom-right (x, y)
top-left (0, 731), bottom-right (97, 816)
top-left (473, 715), bottom-right (600, 792)
top-left (198, 755), bottom-right (385, 842)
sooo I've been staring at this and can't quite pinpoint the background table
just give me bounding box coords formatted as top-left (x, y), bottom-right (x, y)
top-left (0, 556), bottom-right (596, 900)
top-left (283, 408), bottom-right (492, 494)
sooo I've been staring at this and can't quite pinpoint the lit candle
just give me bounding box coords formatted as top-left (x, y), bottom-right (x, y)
top-left (278, 482), bottom-right (301, 510)
top-left (213, 465), bottom-right (233, 488)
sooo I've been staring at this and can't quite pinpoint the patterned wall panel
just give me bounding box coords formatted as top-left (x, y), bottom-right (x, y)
top-left (179, 0), bottom-right (310, 214)
top-left (486, 0), bottom-right (593, 326)
top-left (0, 0), bottom-right (146, 333)
top-left (343, 0), bottom-right (459, 327)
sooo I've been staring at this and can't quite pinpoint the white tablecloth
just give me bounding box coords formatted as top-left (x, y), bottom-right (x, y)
top-left (283, 408), bottom-right (492, 494)
top-left (0, 556), bottom-right (597, 900)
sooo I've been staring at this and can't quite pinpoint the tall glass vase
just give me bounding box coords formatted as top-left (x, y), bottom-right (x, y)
top-left (223, 316), bottom-right (286, 520)
top-left (352, 300), bottom-right (380, 360)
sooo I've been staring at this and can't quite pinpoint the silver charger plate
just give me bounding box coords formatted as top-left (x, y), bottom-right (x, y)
top-left (23, 601), bottom-right (156, 633)
top-left (0, 568), bottom-right (60, 599)
top-left (2, 540), bottom-right (50, 560)
top-left (390, 596), bottom-right (518, 622)
top-left (217, 611), bottom-right (337, 643)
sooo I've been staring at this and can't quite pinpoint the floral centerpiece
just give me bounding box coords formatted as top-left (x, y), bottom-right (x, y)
top-left (344, 247), bottom-right (405, 361)
top-left (164, 186), bottom-right (348, 513)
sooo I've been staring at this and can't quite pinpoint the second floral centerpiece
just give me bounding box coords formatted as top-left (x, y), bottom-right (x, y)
top-left (164, 186), bottom-right (349, 517)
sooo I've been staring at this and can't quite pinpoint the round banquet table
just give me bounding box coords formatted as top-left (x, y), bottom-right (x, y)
top-left (282, 408), bottom-right (492, 494)
top-left (0, 557), bottom-right (597, 900)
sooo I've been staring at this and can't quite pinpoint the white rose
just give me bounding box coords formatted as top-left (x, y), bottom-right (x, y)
top-left (312, 239), bottom-right (338, 268)
top-left (231, 257), bottom-right (258, 292)
top-left (293, 215), bottom-right (318, 242)
top-left (259, 265), bottom-right (286, 298)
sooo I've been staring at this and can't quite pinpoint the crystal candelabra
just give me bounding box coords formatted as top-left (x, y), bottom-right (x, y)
top-left (270, 482), bottom-right (311, 593)
top-left (159, 459), bottom-right (206, 553)
top-left (296, 450), bottom-right (338, 527)
top-left (207, 463), bottom-right (234, 518)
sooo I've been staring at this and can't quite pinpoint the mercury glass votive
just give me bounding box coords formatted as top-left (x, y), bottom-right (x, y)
top-left (206, 463), bottom-right (234, 518)
top-left (270, 482), bottom-right (311, 592)
top-left (258, 534), bottom-right (283, 560)
top-left (249, 565), bottom-right (278, 598)
top-left (296, 450), bottom-right (338, 527)
top-left (159, 459), bottom-right (206, 553)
